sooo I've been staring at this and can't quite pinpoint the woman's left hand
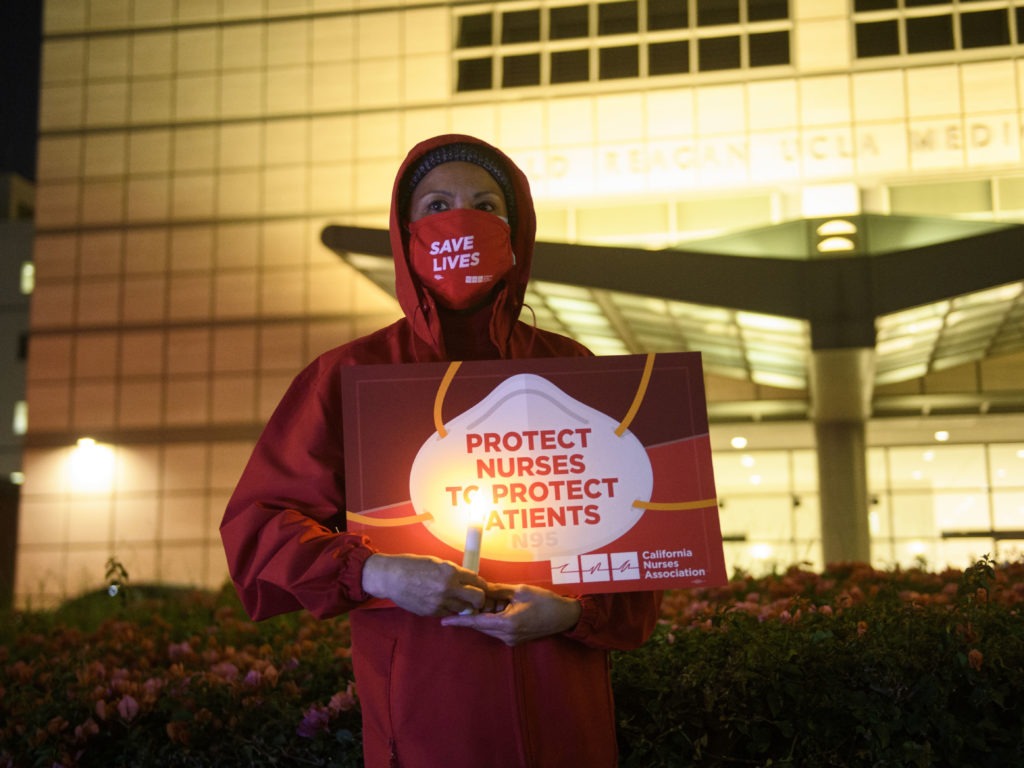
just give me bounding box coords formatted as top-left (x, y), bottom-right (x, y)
top-left (440, 584), bottom-right (582, 646)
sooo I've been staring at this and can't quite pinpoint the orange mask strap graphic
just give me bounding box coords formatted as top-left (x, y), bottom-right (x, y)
top-left (434, 360), bottom-right (462, 438)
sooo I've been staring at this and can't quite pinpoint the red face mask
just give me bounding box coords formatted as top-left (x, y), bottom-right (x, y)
top-left (408, 208), bottom-right (515, 310)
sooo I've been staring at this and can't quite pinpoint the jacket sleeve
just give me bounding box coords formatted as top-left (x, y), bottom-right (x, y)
top-left (220, 356), bottom-right (377, 621)
top-left (563, 591), bottom-right (663, 651)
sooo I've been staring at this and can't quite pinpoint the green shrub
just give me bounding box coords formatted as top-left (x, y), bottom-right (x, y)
top-left (2, 559), bottom-right (1023, 767)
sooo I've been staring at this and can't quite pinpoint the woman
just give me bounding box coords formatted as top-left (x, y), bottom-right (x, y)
top-left (221, 134), bottom-right (661, 767)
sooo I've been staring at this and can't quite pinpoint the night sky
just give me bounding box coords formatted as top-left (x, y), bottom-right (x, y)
top-left (1, 1), bottom-right (42, 181)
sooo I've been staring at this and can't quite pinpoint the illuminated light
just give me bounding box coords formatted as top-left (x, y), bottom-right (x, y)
top-left (922, 450), bottom-right (935, 462)
top-left (749, 543), bottom-right (773, 560)
top-left (934, 431), bottom-right (950, 442)
top-left (800, 183), bottom-right (860, 218)
top-left (908, 541), bottom-right (927, 557)
top-left (20, 262), bottom-right (35, 295)
top-left (868, 510), bottom-right (880, 536)
top-left (730, 436), bottom-right (748, 449)
top-left (1017, 450), bottom-right (1024, 459)
top-left (911, 470), bottom-right (923, 481)
top-left (749, 474), bottom-right (762, 486)
top-left (12, 400), bottom-right (27, 436)
top-left (816, 219), bottom-right (858, 237)
top-left (816, 236), bottom-right (856, 253)
top-left (740, 455), bottom-right (755, 468)
top-left (9, 471), bottom-right (25, 485)
top-left (70, 438), bottom-right (116, 493)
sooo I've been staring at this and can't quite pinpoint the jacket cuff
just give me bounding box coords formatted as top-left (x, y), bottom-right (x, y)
top-left (562, 595), bottom-right (595, 641)
top-left (336, 540), bottom-right (378, 604)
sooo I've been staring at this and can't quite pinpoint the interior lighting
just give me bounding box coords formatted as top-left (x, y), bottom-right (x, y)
top-left (70, 437), bottom-right (115, 493)
top-left (749, 474), bottom-right (763, 486)
top-left (750, 543), bottom-right (773, 560)
top-left (740, 454), bottom-right (755, 468)
top-left (934, 430), bottom-right (950, 442)
top-left (730, 436), bottom-right (748, 449)
top-left (816, 236), bottom-right (856, 253)
top-left (9, 471), bottom-right (25, 485)
top-left (816, 219), bottom-right (858, 237)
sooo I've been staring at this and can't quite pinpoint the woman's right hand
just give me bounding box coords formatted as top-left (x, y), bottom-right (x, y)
top-left (361, 553), bottom-right (488, 617)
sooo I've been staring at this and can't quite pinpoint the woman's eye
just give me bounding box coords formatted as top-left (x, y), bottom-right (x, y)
top-left (425, 199), bottom-right (449, 213)
top-left (476, 201), bottom-right (495, 212)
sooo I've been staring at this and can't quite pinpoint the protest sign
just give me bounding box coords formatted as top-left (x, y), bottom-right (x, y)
top-left (342, 353), bottom-right (727, 594)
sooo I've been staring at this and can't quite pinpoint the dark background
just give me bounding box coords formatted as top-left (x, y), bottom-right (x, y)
top-left (1, 1), bottom-right (42, 180)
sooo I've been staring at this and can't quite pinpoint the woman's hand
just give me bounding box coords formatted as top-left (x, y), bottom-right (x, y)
top-left (439, 584), bottom-right (582, 646)
top-left (361, 553), bottom-right (488, 617)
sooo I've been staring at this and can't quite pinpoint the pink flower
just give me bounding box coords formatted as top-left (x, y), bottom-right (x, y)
top-left (117, 695), bottom-right (140, 722)
top-left (211, 662), bottom-right (239, 681)
top-left (168, 641), bottom-right (193, 661)
top-left (297, 706), bottom-right (330, 738)
top-left (329, 685), bottom-right (357, 714)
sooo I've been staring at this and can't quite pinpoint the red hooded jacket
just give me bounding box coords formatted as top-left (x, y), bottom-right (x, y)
top-left (220, 135), bottom-right (661, 767)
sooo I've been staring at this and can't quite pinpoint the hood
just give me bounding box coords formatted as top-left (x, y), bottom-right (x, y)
top-left (388, 134), bottom-right (537, 353)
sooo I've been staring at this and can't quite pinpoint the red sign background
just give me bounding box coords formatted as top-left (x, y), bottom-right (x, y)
top-left (342, 353), bottom-right (727, 594)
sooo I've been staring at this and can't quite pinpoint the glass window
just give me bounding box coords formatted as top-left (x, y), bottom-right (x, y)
top-left (597, 1), bottom-right (638, 35)
top-left (649, 40), bottom-right (689, 75)
top-left (551, 49), bottom-right (590, 83)
top-left (502, 53), bottom-right (541, 87)
top-left (855, 20), bottom-right (900, 58)
top-left (905, 0), bottom-right (946, 6)
top-left (598, 45), bottom-right (639, 78)
top-left (502, 9), bottom-right (540, 43)
top-left (457, 58), bottom-right (492, 91)
top-left (960, 10), bottom-right (1010, 49)
top-left (698, 36), bottom-right (741, 70)
top-left (854, 0), bottom-right (896, 9)
top-left (458, 14), bottom-right (492, 47)
top-left (906, 14), bottom-right (954, 53)
top-left (749, 30), bottom-right (788, 67)
top-left (747, 0), bottom-right (788, 22)
top-left (648, 0), bottom-right (688, 30)
top-left (550, 5), bottom-right (589, 39)
top-left (697, 0), bottom-right (740, 26)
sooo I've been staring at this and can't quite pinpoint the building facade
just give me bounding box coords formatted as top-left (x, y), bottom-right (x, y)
top-left (18, 0), bottom-right (1024, 606)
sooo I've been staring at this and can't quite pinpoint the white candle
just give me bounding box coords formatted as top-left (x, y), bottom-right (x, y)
top-left (462, 523), bottom-right (482, 573)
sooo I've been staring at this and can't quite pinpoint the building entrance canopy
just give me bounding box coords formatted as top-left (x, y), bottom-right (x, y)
top-left (322, 215), bottom-right (1024, 413)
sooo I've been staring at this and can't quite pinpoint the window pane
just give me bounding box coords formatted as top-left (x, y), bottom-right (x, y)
top-left (551, 49), bottom-right (589, 83)
top-left (649, 40), bottom-right (689, 75)
top-left (749, 30), bottom-right (789, 66)
top-left (697, 0), bottom-right (739, 27)
top-left (550, 5), bottom-right (589, 39)
top-left (457, 58), bottom-right (492, 91)
top-left (960, 10), bottom-right (1010, 49)
top-left (457, 14), bottom-right (492, 48)
top-left (854, 0), bottom-right (896, 9)
top-left (648, 0), bottom-right (688, 30)
top-left (855, 20), bottom-right (899, 57)
top-left (598, 45), bottom-right (639, 79)
top-left (906, 14), bottom-right (953, 53)
top-left (905, 0), bottom-right (945, 6)
top-left (598, 1), bottom-right (638, 35)
top-left (502, 9), bottom-right (540, 44)
top-left (502, 53), bottom-right (540, 87)
top-left (698, 35), bottom-right (740, 70)
top-left (748, 0), bottom-right (789, 22)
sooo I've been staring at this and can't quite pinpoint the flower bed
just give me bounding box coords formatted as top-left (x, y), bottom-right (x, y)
top-left (3, 559), bottom-right (1023, 767)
